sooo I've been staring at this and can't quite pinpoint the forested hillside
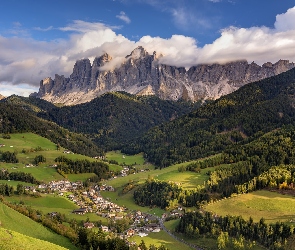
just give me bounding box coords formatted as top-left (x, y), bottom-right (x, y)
top-left (0, 103), bottom-right (102, 157)
top-left (3, 92), bottom-right (198, 150)
top-left (124, 68), bottom-right (295, 167)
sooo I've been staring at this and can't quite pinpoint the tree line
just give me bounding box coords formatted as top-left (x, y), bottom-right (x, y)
top-left (0, 150), bottom-right (18, 163)
top-left (134, 178), bottom-right (209, 209)
top-left (177, 211), bottom-right (294, 249)
top-left (55, 156), bottom-right (110, 180)
top-left (0, 169), bottom-right (40, 184)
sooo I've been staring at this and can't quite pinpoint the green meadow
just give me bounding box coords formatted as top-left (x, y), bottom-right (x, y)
top-left (66, 173), bottom-right (97, 182)
top-left (204, 190), bottom-right (295, 224)
top-left (0, 133), bottom-right (57, 151)
top-left (0, 202), bottom-right (77, 249)
top-left (7, 165), bottom-right (65, 182)
top-left (0, 132), bottom-right (123, 183)
top-left (105, 160), bottom-right (215, 189)
top-left (129, 230), bottom-right (193, 250)
top-left (7, 195), bottom-right (77, 210)
top-left (0, 228), bottom-right (68, 250)
top-left (106, 151), bottom-right (146, 165)
top-left (0, 180), bottom-right (35, 188)
top-left (5, 194), bottom-right (109, 225)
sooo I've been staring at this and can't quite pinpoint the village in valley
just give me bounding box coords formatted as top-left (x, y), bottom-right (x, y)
top-left (37, 178), bottom-right (183, 241)
top-left (10, 147), bottom-right (182, 241)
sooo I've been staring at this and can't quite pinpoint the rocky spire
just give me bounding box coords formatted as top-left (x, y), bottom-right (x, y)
top-left (93, 53), bottom-right (112, 67)
top-left (126, 46), bottom-right (149, 59)
top-left (69, 59), bottom-right (92, 88)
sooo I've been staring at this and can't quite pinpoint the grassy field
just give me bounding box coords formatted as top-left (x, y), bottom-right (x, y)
top-left (106, 151), bottom-right (146, 165)
top-left (129, 230), bottom-right (193, 250)
top-left (204, 190), bottom-right (295, 224)
top-left (5, 195), bottom-right (79, 219)
top-left (0, 180), bottom-right (36, 188)
top-left (66, 173), bottom-right (97, 182)
top-left (7, 164), bottom-right (65, 182)
top-left (0, 202), bottom-right (77, 249)
top-left (0, 133), bottom-right (57, 152)
top-left (105, 161), bottom-right (214, 189)
top-left (5, 194), bottom-right (109, 225)
top-left (0, 133), bottom-right (123, 183)
top-left (156, 167), bottom-right (212, 188)
top-left (0, 228), bottom-right (68, 250)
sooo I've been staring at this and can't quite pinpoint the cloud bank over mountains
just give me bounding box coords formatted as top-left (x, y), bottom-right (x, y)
top-left (0, 6), bottom-right (295, 95)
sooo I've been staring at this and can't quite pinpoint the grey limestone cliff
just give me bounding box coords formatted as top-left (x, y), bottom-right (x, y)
top-left (33, 46), bottom-right (295, 105)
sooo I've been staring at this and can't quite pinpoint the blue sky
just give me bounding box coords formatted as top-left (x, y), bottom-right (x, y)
top-left (1, 0), bottom-right (295, 96)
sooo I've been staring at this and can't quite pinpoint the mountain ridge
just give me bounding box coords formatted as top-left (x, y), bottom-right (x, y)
top-left (32, 46), bottom-right (295, 105)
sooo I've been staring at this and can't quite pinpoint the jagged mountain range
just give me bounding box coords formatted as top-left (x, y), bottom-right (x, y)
top-left (32, 46), bottom-right (295, 105)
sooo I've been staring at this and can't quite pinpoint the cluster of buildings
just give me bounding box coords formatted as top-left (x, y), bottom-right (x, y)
top-left (62, 185), bottom-right (163, 238)
top-left (38, 180), bottom-right (83, 193)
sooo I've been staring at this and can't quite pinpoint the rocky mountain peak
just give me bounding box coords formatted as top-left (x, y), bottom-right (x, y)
top-left (42, 77), bottom-right (53, 85)
top-left (93, 53), bottom-right (112, 67)
top-left (0, 93), bottom-right (5, 100)
top-left (126, 46), bottom-right (149, 59)
top-left (262, 62), bottom-right (273, 68)
top-left (273, 60), bottom-right (295, 75)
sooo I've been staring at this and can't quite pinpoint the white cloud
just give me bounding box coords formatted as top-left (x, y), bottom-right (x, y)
top-left (1, 6), bottom-right (295, 97)
top-left (116, 11), bottom-right (131, 24)
top-left (138, 35), bottom-right (199, 67)
top-left (59, 20), bottom-right (121, 33)
top-left (197, 26), bottom-right (295, 65)
top-left (274, 6), bottom-right (295, 32)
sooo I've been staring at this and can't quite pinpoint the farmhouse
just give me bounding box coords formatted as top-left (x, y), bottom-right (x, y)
top-left (101, 225), bottom-right (109, 232)
top-left (72, 207), bottom-right (87, 215)
top-left (84, 222), bottom-right (95, 229)
top-left (126, 229), bottom-right (135, 237)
